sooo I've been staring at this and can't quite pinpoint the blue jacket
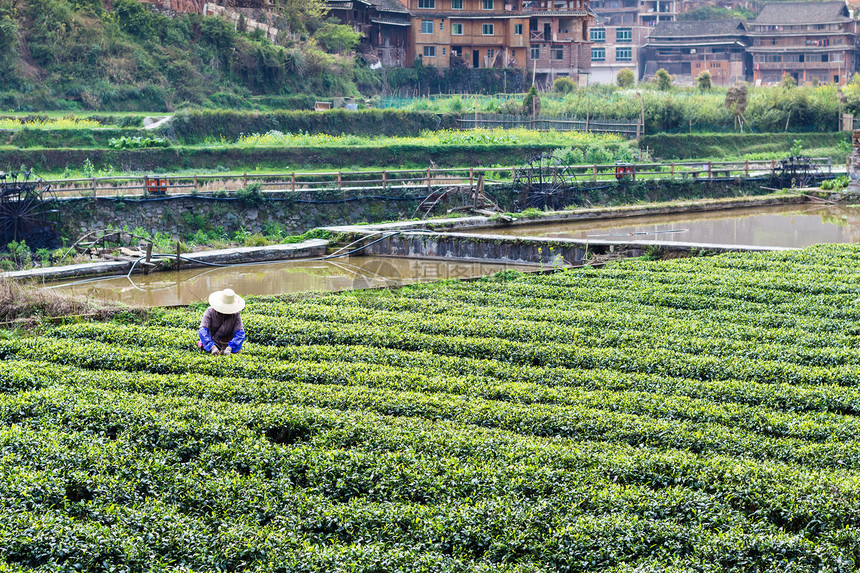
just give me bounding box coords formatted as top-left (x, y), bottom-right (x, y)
top-left (199, 327), bottom-right (246, 353)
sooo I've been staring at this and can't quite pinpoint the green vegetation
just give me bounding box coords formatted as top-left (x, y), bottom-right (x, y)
top-left (3, 245), bottom-right (860, 568)
top-left (696, 70), bottom-right (712, 92)
top-left (0, 0), bottom-right (363, 111)
top-left (821, 175), bottom-right (850, 191)
top-left (234, 128), bottom-right (626, 149)
top-left (639, 132), bottom-right (849, 161)
top-left (107, 135), bottom-right (169, 149)
top-left (655, 69), bottom-right (674, 91)
top-left (616, 68), bottom-right (635, 89)
top-left (384, 82), bottom-right (850, 134)
top-left (677, 4), bottom-right (754, 20)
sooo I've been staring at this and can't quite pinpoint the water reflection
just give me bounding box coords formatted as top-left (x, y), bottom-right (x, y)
top-left (49, 256), bottom-right (531, 307)
top-left (463, 204), bottom-right (860, 248)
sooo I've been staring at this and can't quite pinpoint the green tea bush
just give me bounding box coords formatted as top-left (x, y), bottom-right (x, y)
top-left (5, 245), bottom-right (860, 568)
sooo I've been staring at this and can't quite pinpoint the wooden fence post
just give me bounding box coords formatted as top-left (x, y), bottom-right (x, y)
top-left (337, 172), bottom-right (342, 190)
top-left (243, 173), bottom-right (247, 187)
top-left (707, 162), bottom-right (712, 179)
top-left (670, 163), bottom-right (675, 176)
top-left (592, 165), bottom-right (597, 182)
top-left (744, 160), bottom-right (749, 178)
top-left (291, 172), bottom-right (296, 192)
top-left (426, 169), bottom-right (431, 191)
top-left (193, 174), bottom-right (198, 193)
top-left (469, 168), bottom-right (474, 188)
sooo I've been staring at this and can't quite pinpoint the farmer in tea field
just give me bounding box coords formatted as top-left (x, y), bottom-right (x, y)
top-left (198, 288), bottom-right (246, 355)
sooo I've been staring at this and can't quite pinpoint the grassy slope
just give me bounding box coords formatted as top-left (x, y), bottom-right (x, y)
top-left (0, 0), bottom-right (357, 111)
top-left (3, 245), bottom-right (860, 568)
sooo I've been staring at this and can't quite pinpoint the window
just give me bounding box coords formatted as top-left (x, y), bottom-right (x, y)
top-left (452, 22), bottom-right (464, 34)
top-left (452, 0), bottom-right (463, 7)
top-left (530, 46), bottom-right (540, 60)
top-left (591, 47), bottom-right (605, 61)
top-left (443, 47), bottom-right (446, 54)
top-left (483, 0), bottom-right (494, 9)
top-left (515, 24), bottom-right (523, 34)
top-left (418, 0), bottom-right (435, 7)
top-left (616, 46), bottom-right (632, 61)
top-left (424, 46), bottom-right (436, 57)
top-left (590, 28), bottom-right (605, 41)
top-left (615, 27), bottom-right (631, 41)
top-left (551, 46), bottom-right (564, 60)
top-left (421, 20), bottom-right (433, 33)
top-left (440, 21), bottom-right (444, 30)
top-left (482, 23), bottom-right (494, 34)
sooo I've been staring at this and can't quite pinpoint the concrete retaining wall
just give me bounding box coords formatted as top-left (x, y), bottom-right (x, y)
top-left (360, 231), bottom-right (782, 266)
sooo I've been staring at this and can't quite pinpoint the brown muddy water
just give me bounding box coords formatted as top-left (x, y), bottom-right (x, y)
top-left (49, 256), bottom-right (531, 307)
top-left (464, 204), bottom-right (860, 248)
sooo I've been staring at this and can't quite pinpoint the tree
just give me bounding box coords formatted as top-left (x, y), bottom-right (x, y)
top-left (522, 85), bottom-right (541, 116)
top-left (696, 70), bottom-right (712, 91)
top-left (779, 72), bottom-right (797, 89)
top-left (274, 0), bottom-right (328, 34)
top-left (113, 0), bottom-right (154, 38)
top-left (616, 68), bottom-right (635, 88)
top-left (678, 5), bottom-right (754, 20)
top-left (656, 68), bottom-right (673, 90)
top-left (552, 77), bottom-right (576, 94)
top-left (314, 21), bottom-right (361, 54)
top-left (725, 81), bottom-right (748, 132)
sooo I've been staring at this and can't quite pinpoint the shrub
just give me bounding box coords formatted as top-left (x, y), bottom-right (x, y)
top-left (656, 69), bottom-right (673, 91)
top-left (616, 68), bottom-right (635, 88)
top-left (695, 70), bottom-right (712, 91)
top-left (552, 77), bottom-right (576, 94)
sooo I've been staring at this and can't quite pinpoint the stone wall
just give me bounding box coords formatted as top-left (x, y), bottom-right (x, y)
top-left (59, 195), bottom-right (428, 240)
top-left (56, 178), bottom-right (772, 243)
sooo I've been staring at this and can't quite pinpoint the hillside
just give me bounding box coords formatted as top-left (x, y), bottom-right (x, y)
top-left (0, 0), bottom-right (364, 110)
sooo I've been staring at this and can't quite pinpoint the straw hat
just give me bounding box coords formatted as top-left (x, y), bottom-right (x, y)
top-left (209, 288), bottom-right (245, 314)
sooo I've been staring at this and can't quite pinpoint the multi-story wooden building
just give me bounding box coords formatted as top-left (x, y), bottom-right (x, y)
top-left (524, 0), bottom-right (592, 85)
top-left (326, 0), bottom-right (412, 67)
top-left (402, 0), bottom-right (529, 68)
top-left (641, 19), bottom-right (748, 85)
top-left (747, 1), bottom-right (857, 85)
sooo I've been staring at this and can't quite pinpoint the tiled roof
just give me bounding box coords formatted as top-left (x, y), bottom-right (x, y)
top-left (357, 0), bottom-right (410, 13)
top-left (752, 1), bottom-right (850, 25)
top-left (648, 19), bottom-right (746, 38)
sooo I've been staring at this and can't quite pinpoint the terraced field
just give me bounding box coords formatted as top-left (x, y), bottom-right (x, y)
top-left (3, 245), bottom-right (860, 571)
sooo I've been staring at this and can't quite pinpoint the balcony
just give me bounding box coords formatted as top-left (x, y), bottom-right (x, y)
top-left (522, 0), bottom-right (586, 11)
top-left (755, 61), bottom-right (845, 71)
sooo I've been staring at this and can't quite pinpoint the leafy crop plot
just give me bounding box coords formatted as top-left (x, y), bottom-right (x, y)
top-left (235, 128), bottom-right (624, 149)
top-left (5, 245), bottom-right (860, 571)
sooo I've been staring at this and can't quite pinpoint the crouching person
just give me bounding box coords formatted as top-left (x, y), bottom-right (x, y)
top-left (198, 288), bottom-right (246, 355)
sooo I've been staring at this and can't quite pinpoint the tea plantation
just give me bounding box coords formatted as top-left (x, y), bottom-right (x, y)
top-left (4, 245), bottom-right (860, 571)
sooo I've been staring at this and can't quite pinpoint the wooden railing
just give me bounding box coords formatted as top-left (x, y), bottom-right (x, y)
top-left (458, 113), bottom-right (641, 137)
top-left (41, 158), bottom-right (836, 199)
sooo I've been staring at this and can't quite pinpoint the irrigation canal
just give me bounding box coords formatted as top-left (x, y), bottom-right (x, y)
top-left (49, 257), bottom-right (531, 307)
top-left (459, 203), bottom-right (860, 249)
top-left (31, 199), bottom-right (860, 307)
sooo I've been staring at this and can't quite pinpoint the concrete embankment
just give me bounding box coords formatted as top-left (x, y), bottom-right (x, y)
top-left (353, 231), bottom-right (782, 266)
top-left (325, 195), bottom-right (802, 266)
top-left (3, 239), bottom-right (329, 283)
